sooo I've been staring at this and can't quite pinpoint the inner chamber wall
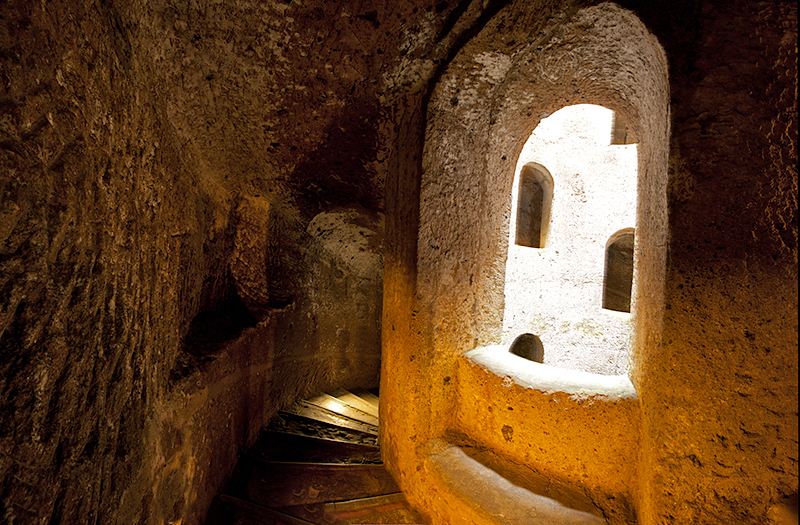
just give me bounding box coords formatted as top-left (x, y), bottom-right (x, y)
top-left (503, 104), bottom-right (638, 375)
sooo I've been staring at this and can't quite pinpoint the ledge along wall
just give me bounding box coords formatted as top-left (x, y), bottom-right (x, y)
top-left (453, 346), bottom-right (642, 522)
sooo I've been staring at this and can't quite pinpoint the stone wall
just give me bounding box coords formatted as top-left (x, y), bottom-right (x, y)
top-left (382, 0), bottom-right (797, 524)
top-left (633, 0), bottom-right (798, 522)
top-left (1, 2), bottom-right (208, 521)
top-left (0, 0), bottom-right (796, 523)
top-left (0, 0), bottom-right (412, 522)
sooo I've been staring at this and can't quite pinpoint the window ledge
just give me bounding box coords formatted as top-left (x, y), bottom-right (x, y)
top-left (463, 345), bottom-right (637, 401)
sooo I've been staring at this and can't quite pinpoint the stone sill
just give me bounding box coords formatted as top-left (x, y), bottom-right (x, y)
top-left (448, 345), bottom-right (642, 517)
top-left (464, 345), bottom-right (637, 401)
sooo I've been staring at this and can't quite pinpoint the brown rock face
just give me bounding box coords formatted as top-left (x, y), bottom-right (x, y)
top-left (0, 0), bottom-right (796, 524)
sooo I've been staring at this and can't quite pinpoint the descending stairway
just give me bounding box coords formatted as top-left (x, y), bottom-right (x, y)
top-left (205, 388), bottom-right (424, 525)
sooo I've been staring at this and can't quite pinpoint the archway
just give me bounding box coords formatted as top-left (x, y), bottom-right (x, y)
top-left (503, 104), bottom-right (638, 375)
top-left (382, 3), bottom-right (670, 523)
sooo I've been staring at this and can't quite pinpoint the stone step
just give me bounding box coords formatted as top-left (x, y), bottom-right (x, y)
top-left (424, 438), bottom-right (607, 524)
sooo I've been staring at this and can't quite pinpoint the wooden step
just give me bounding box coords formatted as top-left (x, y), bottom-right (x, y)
top-left (267, 411), bottom-right (378, 447)
top-left (306, 393), bottom-right (380, 427)
top-left (324, 492), bottom-right (425, 524)
top-left (330, 388), bottom-right (379, 419)
top-left (246, 456), bottom-right (400, 508)
top-left (275, 492), bottom-right (424, 524)
top-left (251, 429), bottom-right (381, 464)
top-left (205, 494), bottom-right (316, 525)
top-left (349, 388), bottom-right (379, 411)
top-left (284, 400), bottom-right (378, 436)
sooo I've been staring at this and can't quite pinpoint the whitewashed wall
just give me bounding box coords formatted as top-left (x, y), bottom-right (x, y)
top-left (503, 104), bottom-right (638, 375)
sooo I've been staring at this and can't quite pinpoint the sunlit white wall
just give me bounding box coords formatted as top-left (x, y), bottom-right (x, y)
top-left (503, 105), bottom-right (638, 375)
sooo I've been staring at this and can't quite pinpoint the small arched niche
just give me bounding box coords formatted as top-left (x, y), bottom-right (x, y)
top-left (603, 228), bottom-right (636, 313)
top-left (515, 164), bottom-right (554, 248)
top-left (509, 333), bottom-right (544, 363)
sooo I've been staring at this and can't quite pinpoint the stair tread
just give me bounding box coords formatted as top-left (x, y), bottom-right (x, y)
top-left (349, 388), bottom-right (379, 410)
top-left (208, 390), bottom-right (406, 525)
top-left (207, 494), bottom-right (317, 525)
top-left (285, 401), bottom-right (378, 436)
top-left (251, 429), bottom-right (381, 464)
top-left (246, 456), bottom-right (400, 508)
top-left (306, 393), bottom-right (380, 427)
top-left (329, 388), bottom-right (380, 418)
top-left (274, 493), bottom-right (424, 525)
top-left (267, 411), bottom-right (378, 447)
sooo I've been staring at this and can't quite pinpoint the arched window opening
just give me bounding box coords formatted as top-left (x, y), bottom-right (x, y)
top-left (603, 229), bottom-right (635, 313)
top-left (515, 164), bottom-right (554, 248)
top-left (503, 105), bottom-right (638, 376)
top-left (509, 333), bottom-right (545, 363)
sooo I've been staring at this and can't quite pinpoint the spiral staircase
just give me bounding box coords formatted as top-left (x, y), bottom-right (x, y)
top-left (205, 388), bottom-right (423, 525)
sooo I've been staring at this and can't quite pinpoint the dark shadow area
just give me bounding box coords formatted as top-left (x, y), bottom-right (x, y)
top-left (170, 293), bottom-right (258, 381)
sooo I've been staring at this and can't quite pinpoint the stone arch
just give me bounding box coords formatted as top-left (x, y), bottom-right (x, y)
top-left (603, 228), bottom-right (636, 313)
top-left (383, 2), bottom-right (670, 521)
top-left (417, 2), bottom-right (669, 376)
top-left (514, 163), bottom-right (553, 248)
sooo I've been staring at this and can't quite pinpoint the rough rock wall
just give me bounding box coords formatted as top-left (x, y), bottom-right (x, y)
top-left (633, 0), bottom-right (799, 522)
top-left (0, 2), bottom-right (213, 522)
top-left (0, 0), bottom-right (445, 523)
